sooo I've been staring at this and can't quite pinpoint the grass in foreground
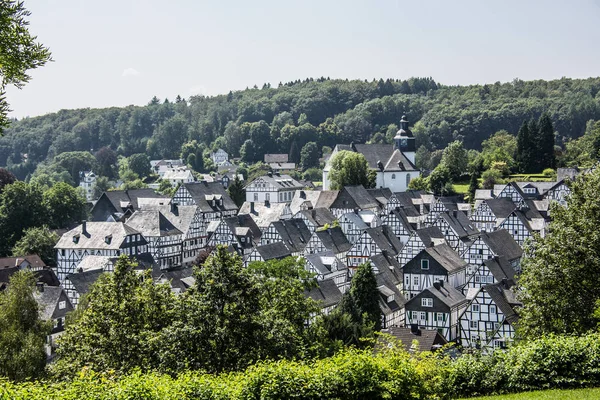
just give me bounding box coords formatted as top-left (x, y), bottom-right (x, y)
top-left (453, 183), bottom-right (469, 194)
top-left (466, 387), bottom-right (600, 399)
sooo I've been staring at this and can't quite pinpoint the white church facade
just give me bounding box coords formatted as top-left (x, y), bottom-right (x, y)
top-left (323, 115), bottom-right (420, 192)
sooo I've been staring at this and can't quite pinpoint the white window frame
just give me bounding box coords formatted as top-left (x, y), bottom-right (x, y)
top-left (421, 298), bottom-right (433, 307)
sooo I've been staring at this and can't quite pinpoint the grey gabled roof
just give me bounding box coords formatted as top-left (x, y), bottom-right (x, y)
top-left (305, 278), bottom-right (343, 308)
top-left (370, 252), bottom-right (402, 277)
top-left (382, 149), bottom-right (418, 172)
top-left (99, 189), bottom-right (168, 213)
top-left (254, 242), bottom-right (292, 261)
top-left (224, 215), bottom-right (262, 248)
top-left (424, 244), bottom-right (468, 274)
top-left (483, 281), bottom-right (521, 324)
top-left (247, 174), bottom-right (303, 191)
top-left (483, 256), bottom-right (516, 282)
top-left (0, 255), bottom-right (46, 269)
top-left (439, 211), bottom-right (479, 239)
top-left (330, 185), bottom-right (379, 211)
top-left (55, 222), bottom-right (142, 250)
top-left (314, 227), bottom-right (352, 254)
top-left (485, 198), bottom-right (517, 219)
top-left (335, 143), bottom-right (418, 172)
top-left (297, 208), bottom-right (336, 228)
top-left (67, 269), bottom-right (104, 299)
top-left (415, 226), bottom-right (446, 248)
top-left (384, 208), bottom-right (415, 233)
top-left (125, 210), bottom-right (183, 237)
top-left (424, 283), bottom-right (467, 308)
top-left (365, 225), bottom-right (404, 256)
top-left (480, 230), bottom-right (523, 261)
top-left (33, 285), bottom-right (73, 321)
top-left (239, 202), bottom-right (288, 229)
top-left (0, 267), bottom-right (60, 287)
top-left (269, 218), bottom-right (312, 253)
top-left (304, 251), bottom-right (346, 275)
top-left (179, 182), bottom-right (238, 212)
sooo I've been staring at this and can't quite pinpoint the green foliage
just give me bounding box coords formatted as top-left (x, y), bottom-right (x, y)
top-left (0, 270), bottom-right (49, 381)
top-left (561, 120), bottom-right (600, 167)
top-left (481, 130), bottom-right (517, 171)
top-left (518, 167), bottom-right (600, 337)
top-left (408, 176), bottom-right (428, 191)
top-left (92, 176), bottom-right (111, 199)
top-left (53, 151), bottom-right (98, 184)
top-left (440, 140), bottom-right (468, 181)
top-left (0, 0), bottom-right (52, 132)
top-left (52, 256), bottom-right (177, 378)
top-left (302, 167), bottom-right (322, 181)
top-left (12, 225), bottom-right (59, 267)
top-left (428, 164), bottom-right (454, 196)
top-left (481, 168), bottom-right (503, 189)
top-left (94, 147), bottom-right (118, 179)
top-left (227, 175), bottom-right (245, 207)
top-left (328, 150), bottom-right (373, 190)
top-left (42, 182), bottom-right (87, 229)
top-left (127, 153), bottom-right (151, 178)
top-left (300, 141), bottom-right (320, 171)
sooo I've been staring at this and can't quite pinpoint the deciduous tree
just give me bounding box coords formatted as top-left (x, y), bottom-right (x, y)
top-left (328, 150), bottom-right (373, 190)
top-left (12, 226), bottom-right (59, 267)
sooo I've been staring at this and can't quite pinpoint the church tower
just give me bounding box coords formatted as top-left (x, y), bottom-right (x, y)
top-left (394, 115), bottom-right (416, 164)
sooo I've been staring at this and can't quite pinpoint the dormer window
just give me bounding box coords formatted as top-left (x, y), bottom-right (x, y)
top-left (105, 235), bottom-right (112, 245)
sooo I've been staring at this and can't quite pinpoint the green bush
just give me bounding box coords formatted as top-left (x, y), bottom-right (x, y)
top-left (4, 334), bottom-right (600, 399)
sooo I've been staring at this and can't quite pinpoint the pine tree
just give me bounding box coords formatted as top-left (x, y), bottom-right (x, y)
top-left (289, 140), bottom-right (300, 164)
top-left (227, 176), bottom-right (245, 207)
top-left (527, 118), bottom-right (539, 172)
top-left (350, 262), bottom-right (382, 331)
top-left (537, 112), bottom-right (556, 170)
top-left (516, 120), bottom-right (533, 173)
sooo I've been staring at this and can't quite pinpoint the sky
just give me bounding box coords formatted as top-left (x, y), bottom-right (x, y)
top-left (6, 0), bottom-right (600, 119)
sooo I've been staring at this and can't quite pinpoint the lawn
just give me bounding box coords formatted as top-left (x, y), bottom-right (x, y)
top-left (453, 183), bottom-right (469, 194)
top-left (465, 387), bottom-right (600, 399)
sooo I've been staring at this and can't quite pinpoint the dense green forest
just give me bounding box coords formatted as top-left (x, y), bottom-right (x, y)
top-left (4, 76), bottom-right (600, 180)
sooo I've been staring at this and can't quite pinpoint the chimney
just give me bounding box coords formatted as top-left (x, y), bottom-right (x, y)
top-left (439, 280), bottom-right (444, 288)
top-left (267, 171), bottom-right (273, 178)
top-left (452, 210), bottom-right (458, 218)
top-left (264, 199), bottom-right (270, 207)
top-left (410, 323), bottom-right (420, 335)
top-left (82, 220), bottom-right (87, 235)
top-left (501, 278), bottom-right (508, 288)
top-left (170, 201), bottom-right (178, 214)
top-left (250, 202), bottom-right (255, 214)
top-left (36, 282), bottom-right (44, 293)
top-left (300, 191), bottom-right (306, 199)
top-left (433, 281), bottom-right (441, 290)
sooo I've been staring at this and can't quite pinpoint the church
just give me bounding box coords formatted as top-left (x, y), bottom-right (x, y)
top-left (323, 115), bottom-right (420, 192)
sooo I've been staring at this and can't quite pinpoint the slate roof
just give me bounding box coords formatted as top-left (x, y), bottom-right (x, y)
top-left (296, 208), bottom-right (336, 228)
top-left (179, 182), bottom-right (239, 213)
top-left (424, 244), bottom-right (468, 274)
top-left (483, 256), bottom-right (516, 282)
top-left (367, 188), bottom-right (393, 208)
top-left (383, 326), bottom-right (448, 353)
top-left (414, 226), bottom-right (446, 248)
top-left (247, 174), bottom-right (303, 191)
top-left (268, 218), bottom-right (312, 253)
top-left (480, 230), bottom-right (523, 261)
top-left (486, 198), bottom-right (517, 219)
top-left (304, 251), bottom-right (347, 275)
top-left (77, 255), bottom-right (113, 272)
top-left (67, 269), bottom-right (104, 299)
top-left (224, 215), bottom-right (263, 247)
top-left (365, 225), bottom-right (404, 256)
top-left (33, 285), bottom-right (73, 321)
top-left (330, 185), bottom-right (379, 211)
top-left (126, 210), bottom-right (183, 237)
top-left (55, 222), bottom-right (142, 250)
top-left (148, 205), bottom-right (198, 236)
top-left (254, 242), bottom-right (292, 261)
top-left (313, 227), bottom-right (352, 254)
top-left (95, 189), bottom-right (168, 215)
top-left (290, 190), bottom-right (339, 214)
top-left (483, 281), bottom-right (521, 324)
top-left (153, 265), bottom-right (195, 293)
top-left (424, 282), bottom-right (467, 308)
top-left (438, 211), bottom-right (479, 239)
top-left (305, 278), bottom-right (343, 308)
top-left (239, 202), bottom-right (289, 229)
top-left (384, 208), bottom-right (415, 233)
top-left (370, 252), bottom-right (402, 276)
top-left (339, 211), bottom-right (370, 230)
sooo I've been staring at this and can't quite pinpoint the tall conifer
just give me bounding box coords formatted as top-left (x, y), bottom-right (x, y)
top-left (516, 120), bottom-right (532, 173)
top-left (537, 112), bottom-right (556, 170)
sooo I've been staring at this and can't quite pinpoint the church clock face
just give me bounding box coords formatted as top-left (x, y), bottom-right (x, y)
top-left (400, 138), bottom-right (407, 146)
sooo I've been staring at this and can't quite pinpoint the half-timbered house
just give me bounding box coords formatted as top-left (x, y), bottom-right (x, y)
top-left (305, 279), bottom-right (343, 315)
top-left (289, 189), bottom-right (339, 215)
top-left (172, 181), bottom-right (238, 217)
top-left (55, 221), bottom-right (150, 301)
top-left (381, 207), bottom-right (415, 245)
top-left (238, 201), bottom-right (292, 230)
top-left (459, 280), bottom-right (521, 350)
top-left (346, 225), bottom-right (403, 268)
top-left (125, 210), bottom-right (184, 270)
top-left (469, 198), bottom-right (516, 233)
top-left (433, 210), bottom-right (479, 253)
top-left (207, 215), bottom-right (262, 255)
top-left (243, 242), bottom-right (292, 267)
top-left (293, 208), bottom-right (336, 234)
top-left (304, 227), bottom-right (352, 260)
top-left (461, 229), bottom-right (523, 270)
top-left (260, 218), bottom-right (312, 255)
top-left (404, 280), bottom-right (467, 341)
top-left (244, 173), bottom-right (303, 204)
top-left (304, 251), bottom-right (349, 289)
top-left (401, 243), bottom-right (468, 299)
top-left (397, 226), bottom-right (446, 267)
top-left (338, 211), bottom-right (376, 244)
top-left (329, 185), bottom-right (380, 217)
top-left (91, 189), bottom-right (170, 222)
top-left (498, 202), bottom-right (546, 246)
top-left (462, 256), bottom-right (516, 294)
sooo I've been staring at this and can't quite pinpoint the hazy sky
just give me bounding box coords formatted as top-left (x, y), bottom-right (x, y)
top-left (7, 0), bottom-right (600, 118)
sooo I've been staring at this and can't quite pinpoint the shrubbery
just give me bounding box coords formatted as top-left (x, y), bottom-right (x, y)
top-left (4, 334), bottom-right (600, 399)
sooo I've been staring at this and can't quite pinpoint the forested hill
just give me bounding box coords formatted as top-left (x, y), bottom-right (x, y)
top-left (4, 76), bottom-right (600, 179)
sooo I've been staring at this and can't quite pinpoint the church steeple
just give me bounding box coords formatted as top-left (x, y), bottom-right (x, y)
top-left (394, 114), bottom-right (416, 164)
